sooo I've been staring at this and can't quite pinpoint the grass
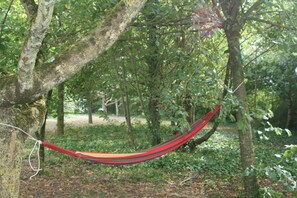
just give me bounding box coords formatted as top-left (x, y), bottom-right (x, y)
top-left (24, 123), bottom-right (297, 196)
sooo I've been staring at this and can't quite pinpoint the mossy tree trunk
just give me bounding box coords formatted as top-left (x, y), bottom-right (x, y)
top-left (0, 101), bottom-right (46, 197)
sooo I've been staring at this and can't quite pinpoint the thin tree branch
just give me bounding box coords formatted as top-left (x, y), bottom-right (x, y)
top-left (241, 0), bottom-right (265, 24)
top-left (0, 0), bottom-right (14, 38)
top-left (244, 44), bottom-right (276, 68)
top-left (17, 0), bottom-right (55, 93)
top-left (245, 17), bottom-right (297, 31)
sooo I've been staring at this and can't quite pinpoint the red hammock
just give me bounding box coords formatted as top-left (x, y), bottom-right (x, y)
top-left (41, 105), bottom-right (220, 165)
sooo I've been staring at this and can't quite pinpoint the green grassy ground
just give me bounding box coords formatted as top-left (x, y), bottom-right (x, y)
top-left (22, 124), bottom-right (296, 197)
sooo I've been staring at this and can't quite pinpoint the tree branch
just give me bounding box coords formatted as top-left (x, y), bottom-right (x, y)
top-left (244, 44), bottom-right (276, 68)
top-left (17, 0), bottom-right (55, 93)
top-left (0, 0), bottom-right (14, 38)
top-left (245, 17), bottom-right (297, 31)
top-left (0, 0), bottom-right (147, 107)
top-left (241, 0), bottom-right (265, 24)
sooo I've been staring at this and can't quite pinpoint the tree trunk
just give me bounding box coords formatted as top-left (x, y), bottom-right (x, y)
top-left (0, 101), bottom-right (46, 197)
top-left (37, 90), bottom-right (52, 166)
top-left (286, 81), bottom-right (292, 129)
top-left (101, 96), bottom-right (107, 113)
top-left (134, 67), bottom-right (146, 115)
top-left (115, 99), bottom-right (119, 116)
top-left (57, 83), bottom-right (64, 134)
top-left (0, 109), bottom-right (24, 197)
top-left (119, 65), bottom-right (135, 145)
top-left (145, 0), bottom-right (162, 145)
top-left (183, 92), bottom-right (194, 125)
top-left (122, 94), bottom-right (135, 145)
top-left (87, 105), bottom-right (93, 124)
top-left (224, 21), bottom-right (260, 198)
top-left (86, 94), bottom-right (93, 124)
top-left (253, 72), bottom-right (258, 110)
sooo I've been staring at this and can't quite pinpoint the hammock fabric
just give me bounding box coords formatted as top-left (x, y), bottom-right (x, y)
top-left (41, 105), bottom-right (220, 165)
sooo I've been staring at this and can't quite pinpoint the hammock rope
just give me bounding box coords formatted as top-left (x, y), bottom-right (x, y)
top-left (41, 105), bottom-right (221, 165)
top-left (0, 123), bottom-right (42, 179)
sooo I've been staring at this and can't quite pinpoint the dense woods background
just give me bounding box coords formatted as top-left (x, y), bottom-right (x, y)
top-left (0, 0), bottom-right (296, 197)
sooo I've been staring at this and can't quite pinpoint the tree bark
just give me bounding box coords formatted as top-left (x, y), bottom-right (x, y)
top-left (37, 90), bottom-right (52, 166)
top-left (56, 83), bottom-right (64, 134)
top-left (0, 101), bottom-right (46, 197)
top-left (183, 92), bottom-right (194, 125)
top-left (286, 80), bottom-right (292, 129)
top-left (145, 0), bottom-right (162, 145)
top-left (87, 105), bottom-right (93, 124)
top-left (223, 17), bottom-right (260, 198)
top-left (220, 0), bottom-right (260, 197)
top-left (122, 94), bottom-right (135, 145)
top-left (18, 0), bottom-right (55, 92)
top-left (87, 93), bottom-right (93, 124)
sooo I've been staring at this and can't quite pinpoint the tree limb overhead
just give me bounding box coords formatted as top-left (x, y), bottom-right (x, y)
top-left (0, 0), bottom-right (147, 107)
top-left (17, 0), bottom-right (55, 93)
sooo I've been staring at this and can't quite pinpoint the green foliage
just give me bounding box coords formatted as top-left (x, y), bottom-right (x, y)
top-left (0, 1), bottom-right (28, 75)
top-left (23, 122), bottom-right (297, 196)
top-left (41, 124), bottom-right (295, 181)
top-left (264, 165), bottom-right (296, 191)
top-left (146, 130), bottom-right (241, 176)
top-left (249, 106), bottom-right (297, 192)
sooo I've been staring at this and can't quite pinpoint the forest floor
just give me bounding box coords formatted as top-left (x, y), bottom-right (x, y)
top-left (19, 114), bottom-right (294, 197)
top-left (20, 115), bottom-right (237, 197)
top-left (20, 162), bottom-right (242, 198)
top-left (20, 162), bottom-right (292, 198)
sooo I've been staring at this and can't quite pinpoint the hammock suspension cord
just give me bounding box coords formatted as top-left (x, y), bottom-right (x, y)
top-left (0, 123), bottom-right (42, 179)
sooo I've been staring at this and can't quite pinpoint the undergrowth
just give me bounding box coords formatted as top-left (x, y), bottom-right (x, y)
top-left (24, 123), bottom-right (296, 196)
